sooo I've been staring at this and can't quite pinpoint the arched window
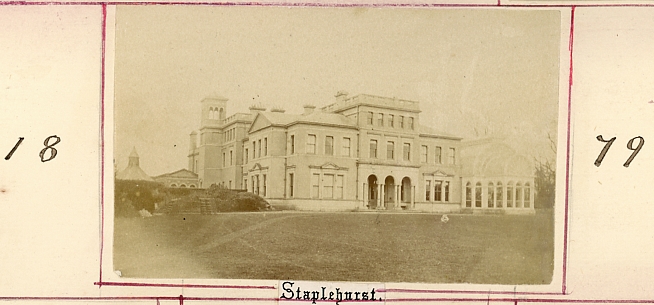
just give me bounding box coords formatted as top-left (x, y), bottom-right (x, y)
top-left (180, 184), bottom-right (187, 188)
top-left (190, 184), bottom-right (196, 188)
top-left (496, 182), bottom-right (503, 208)
top-left (507, 182), bottom-right (514, 208)
top-left (465, 182), bottom-right (472, 208)
top-left (209, 107), bottom-right (215, 119)
top-left (475, 182), bottom-right (482, 208)
top-left (170, 183), bottom-right (177, 188)
top-left (219, 108), bottom-right (224, 120)
top-left (524, 182), bottom-right (531, 208)
top-left (516, 183), bottom-right (523, 208)
top-left (488, 182), bottom-right (495, 208)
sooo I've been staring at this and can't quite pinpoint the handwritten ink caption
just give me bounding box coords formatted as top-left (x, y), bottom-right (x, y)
top-left (594, 135), bottom-right (644, 168)
top-left (4, 135), bottom-right (61, 162)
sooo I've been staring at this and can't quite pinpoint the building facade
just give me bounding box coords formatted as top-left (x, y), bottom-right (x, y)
top-left (186, 92), bottom-right (535, 213)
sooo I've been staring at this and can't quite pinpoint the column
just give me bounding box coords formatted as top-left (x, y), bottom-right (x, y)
top-left (395, 185), bottom-right (400, 209)
top-left (377, 183), bottom-right (384, 210)
top-left (362, 183), bottom-right (367, 208)
top-left (411, 185), bottom-right (415, 209)
top-left (380, 184), bottom-right (385, 210)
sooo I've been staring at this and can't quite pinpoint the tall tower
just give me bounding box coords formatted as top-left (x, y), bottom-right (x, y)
top-left (201, 96), bottom-right (228, 128)
top-left (196, 95), bottom-right (228, 187)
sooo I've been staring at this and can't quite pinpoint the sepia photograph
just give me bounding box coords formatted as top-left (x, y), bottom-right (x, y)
top-left (112, 6), bottom-right (561, 284)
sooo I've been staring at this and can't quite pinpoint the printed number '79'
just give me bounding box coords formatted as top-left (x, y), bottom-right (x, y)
top-left (594, 135), bottom-right (644, 168)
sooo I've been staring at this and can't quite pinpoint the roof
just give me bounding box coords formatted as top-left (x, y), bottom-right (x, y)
top-left (249, 111), bottom-right (357, 133)
top-left (418, 125), bottom-right (462, 140)
top-left (116, 164), bottom-right (153, 181)
top-left (460, 138), bottom-right (534, 178)
top-left (154, 169), bottom-right (199, 179)
top-left (128, 147), bottom-right (139, 158)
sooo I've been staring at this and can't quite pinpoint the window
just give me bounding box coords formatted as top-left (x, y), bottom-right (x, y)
top-left (289, 173), bottom-right (294, 197)
top-left (370, 140), bottom-right (378, 158)
top-left (425, 180), bottom-right (431, 201)
top-left (378, 113), bottom-right (384, 127)
top-left (251, 178), bottom-right (255, 193)
top-left (421, 145), bottom-right (428, 163)
top-left (255, 175), bottom-right (260, 195)
top-left (325, 136), bottom-right (334, 155)
top-left (387, 141), bottom-right (394, 159)
top-left (399, 116), bottom-right (404, 128)
top-left (252, 141), bottom-right (256, 158)
top-left (264, 137), bottom-right (268, 156)
top-left (435, 180), bottom-right (442, 201)
top-left (335, 175), bottom-right (344, 199)
top-left (222, 152), bottom-right (226, 167)
top-left (323, 174), bottom-right (334, 198)
top-left (258, 139), bottom-right (262, 158)
top-left (475, 182), bottom-right (482, 208)
top-left (496, 182), bottom-right (503, 208)
top-left (435, 146), bottom-right (442, 164)
top-left (506, 182), bottom-right (513, 208)
top-left (263, 175), bottom-right (267, 197)
top-left (342, 137), bottom-right (351, 157)
top-left (290, 135), bottom-right (295, 154)
top-left (488, 182), bottom-right (495, 208)
top-left (409, 117), bottom-right (414, 130)
top-left (403, 143), bottom-right (411, 161)
top-left (244, 149), bottom-right (248, 164)
top-left (229, 180), bottom-right (232, 189)
top-left (444, 181), bottom-right (449, 202)
top-left (244, 179), bottom-right (248, 191)
top-left (311, 173), bottom-right (320, 198)
top-left (307, 134), bottom-right (316, 154)
top-left (516, 183), bottom-right (523, 207)
top-left (449, 148), bottom-right (456, 164)
top-left (388, 114), bottom-right (394, 127)
top-left (465, 182), bottom-right (472, 207)
top-left (229, 150), bottom-right (233, 165)
top-left (367, 112), bottom-right (374, 125)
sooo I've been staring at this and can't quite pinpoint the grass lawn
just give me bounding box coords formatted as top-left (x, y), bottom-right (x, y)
top-left (113, 211), bottom-right (553, 284)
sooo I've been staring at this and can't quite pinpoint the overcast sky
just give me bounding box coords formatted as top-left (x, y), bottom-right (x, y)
top-left (114, 6), bottom-right (561, 176)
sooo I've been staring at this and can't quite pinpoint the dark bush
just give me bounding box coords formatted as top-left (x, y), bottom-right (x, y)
top-left (158, 184), bottom-right (270, 214)
top-left (115, 179), bottom-right (164, 217)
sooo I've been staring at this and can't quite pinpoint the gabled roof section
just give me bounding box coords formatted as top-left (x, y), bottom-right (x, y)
top-left (293, 112), bottom-right (357, 129)
top-left (248, 111), bottom-right (357, 133)
top-left (154, 169), bottom-right (198, 179)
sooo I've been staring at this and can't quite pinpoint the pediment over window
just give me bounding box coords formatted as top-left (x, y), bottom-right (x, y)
top-left (309, 162), bottom-right (348, 171)
top-left (423, 169), bottom-right (453, 177)
top-left (249, 163), bottom-right (269, 172)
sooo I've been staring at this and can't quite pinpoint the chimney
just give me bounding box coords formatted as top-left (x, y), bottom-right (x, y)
top-left (303, 104), bottom-right (316, 115)
top-left (335, 90), bottom-right (349, 103)
top-left (249, 104), bottom-right (266, 115)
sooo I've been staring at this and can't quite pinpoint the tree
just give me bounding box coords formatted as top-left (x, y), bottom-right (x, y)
top-left (534, 132), bottom-right (556, 209)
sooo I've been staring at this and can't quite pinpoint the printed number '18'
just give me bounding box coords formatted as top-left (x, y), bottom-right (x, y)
top-left (39, 135), bottom-right (60, 162)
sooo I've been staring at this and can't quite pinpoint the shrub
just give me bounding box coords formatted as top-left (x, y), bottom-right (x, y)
top-left (159, 184), bottom-right (271, 214)
top-left (115, 179), bottom-right (164, 217)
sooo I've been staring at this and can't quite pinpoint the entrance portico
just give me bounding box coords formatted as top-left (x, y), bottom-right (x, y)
top-left (359, 165), bottom-right (418, 210)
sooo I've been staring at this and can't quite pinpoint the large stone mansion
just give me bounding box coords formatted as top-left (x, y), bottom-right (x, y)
top-left (155, 92), bottom-right (535, 213)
